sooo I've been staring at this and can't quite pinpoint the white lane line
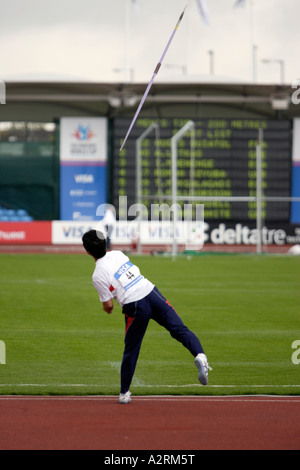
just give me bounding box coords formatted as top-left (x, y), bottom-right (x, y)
top-left (0, 383), bottom-right (299, 388)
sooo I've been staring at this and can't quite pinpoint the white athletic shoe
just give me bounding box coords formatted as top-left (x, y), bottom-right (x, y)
top-left (119, 391), bottom-right (131, 404)
top-left (194, 353), bottom-right (211, 386)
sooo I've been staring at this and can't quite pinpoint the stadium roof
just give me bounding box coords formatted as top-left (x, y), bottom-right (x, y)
top-left (1, 80), bottom-right (299, 122)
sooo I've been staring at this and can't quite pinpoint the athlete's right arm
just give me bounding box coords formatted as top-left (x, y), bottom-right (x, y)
top-left (102, 299), bottom-right (114, 314)
top-left (93, 269), bottom-right (114, 314)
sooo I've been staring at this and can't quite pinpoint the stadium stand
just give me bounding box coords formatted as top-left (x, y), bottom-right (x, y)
top-left (0, 206), bottom-right (33, 222)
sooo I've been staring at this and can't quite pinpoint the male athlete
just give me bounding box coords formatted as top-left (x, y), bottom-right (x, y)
top-left (82, 229), bottom-right (210, 404)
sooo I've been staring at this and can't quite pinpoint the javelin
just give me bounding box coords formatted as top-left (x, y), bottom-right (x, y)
top-left (120, 3), bottom-right (188, 152)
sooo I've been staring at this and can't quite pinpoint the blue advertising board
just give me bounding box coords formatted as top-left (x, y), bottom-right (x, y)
top-left (60, 118), bottom-right (107, 220)
top-left (291, 165), bottom-right (300, 224)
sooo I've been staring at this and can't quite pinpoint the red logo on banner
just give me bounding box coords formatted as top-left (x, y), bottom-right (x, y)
top-left (0, 222), bottom-right (52, 244)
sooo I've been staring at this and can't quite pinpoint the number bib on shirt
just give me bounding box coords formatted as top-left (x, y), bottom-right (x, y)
top-left (114, 261), bottom-right (143, 292)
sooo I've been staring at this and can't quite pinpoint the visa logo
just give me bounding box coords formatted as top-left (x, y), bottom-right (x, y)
top-left (114, 262), bottom-right (133, 280)
top-left (62, 225), bottom-right (93, 238)
top-left (117, 263), bottom-right (131, 275)
top-left (74, 174), bottom-right (94, 183)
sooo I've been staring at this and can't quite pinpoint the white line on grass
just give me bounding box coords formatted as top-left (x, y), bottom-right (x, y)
top-left (0, 277), bottom-right (90, 286)
top-left (109, 361), bottom-right (146, 387)
top-left (0, 384), bottom-right (299, 388)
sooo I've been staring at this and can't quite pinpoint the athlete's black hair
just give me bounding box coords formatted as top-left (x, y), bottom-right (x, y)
top-left (82, 230), bottom-right (107, 259)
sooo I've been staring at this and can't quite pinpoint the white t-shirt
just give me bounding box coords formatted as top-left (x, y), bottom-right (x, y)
top-left (102, 208), bottom-right (116, 227)
top-left (92, 250), bottom-right (154, 307)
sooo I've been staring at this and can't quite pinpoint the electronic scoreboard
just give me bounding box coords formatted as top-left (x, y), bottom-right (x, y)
top-left (113, 118), bottom-right (291, 223)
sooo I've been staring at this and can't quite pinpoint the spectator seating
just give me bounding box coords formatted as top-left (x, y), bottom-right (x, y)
top-left (0, 206), bottom-right (33, 222)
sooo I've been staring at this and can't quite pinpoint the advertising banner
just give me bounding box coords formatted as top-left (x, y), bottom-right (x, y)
top-left (52, 221), bottom-right (102, 245)
top-left (52, 220), bottom-right (204, 248)
top-left (52, 221), bottom-right (300, 247)
top-left (0, 222), bottom-right (52, 244)
top-left (60, 117), bottom-right (107, 221)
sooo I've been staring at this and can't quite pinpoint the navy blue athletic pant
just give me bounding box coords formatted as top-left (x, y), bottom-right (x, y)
top-left (120, 286), bottom-right (204, 394)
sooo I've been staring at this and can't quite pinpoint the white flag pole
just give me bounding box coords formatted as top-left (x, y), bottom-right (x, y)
top-left (124, 0), bottom-right (129, 82)
top-left (195, 0), bottom-right (210, 25)
top-left (233, 0), bottom-right (256, 82)
top-left (249, 0), bottom-right (256, 82)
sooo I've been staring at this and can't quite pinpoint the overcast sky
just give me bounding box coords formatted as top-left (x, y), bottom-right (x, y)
top-left (0, 0), bottom-right (299, 85)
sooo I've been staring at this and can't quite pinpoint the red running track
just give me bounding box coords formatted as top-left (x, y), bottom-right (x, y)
top-left (0, 395), bottom-right (299, 450)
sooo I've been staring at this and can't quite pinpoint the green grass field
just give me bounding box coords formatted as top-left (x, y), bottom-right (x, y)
top-left (0, 252), bottom-right (299, 396)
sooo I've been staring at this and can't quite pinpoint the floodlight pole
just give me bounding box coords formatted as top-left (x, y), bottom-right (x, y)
top-left (171, 120), bottom-right (195, 258)
top-left (256, 128), bottom-right (263, 254)
top-left (136, 123), bottom-right (160, 254)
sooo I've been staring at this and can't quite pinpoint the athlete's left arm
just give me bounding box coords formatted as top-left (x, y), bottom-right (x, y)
top-left (102, 299), bottom-right (114, 314)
